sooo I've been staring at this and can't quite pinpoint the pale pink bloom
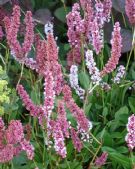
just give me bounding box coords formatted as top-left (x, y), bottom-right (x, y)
top-left (100, 22), bottom-right (122, 76)
top-left (20, 139), bottom-right (34, 160)
top-left (85, 50), bottom-right (101, 84)
top-left (125, 114), bottom-right (135, 150)
top-left (44, 68), bottom-right (55, 121)
top-left (103, 0), bottom-right (112, 22)
top-left (52, 120), bottom-right (67, 158)
top-left (91, 19), bottom-right (103, 54)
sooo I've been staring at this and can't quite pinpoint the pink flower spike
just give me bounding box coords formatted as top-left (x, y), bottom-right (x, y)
top-left (125, 114), bottom-right (135, 150)
top-left (20, 139), bottom-right (34, 160)
top-left (95, 152), bottom-right (108, 167)
top-left (6, 120), bottom-right (24, 144)
top-left (22, 11), bottom-right (34, 57)
top-left (70, 127), bottom-right (83, 152)
top-left (17, 84), bottom-right (41, 117)
top-left (52, 120), bottom-right (67, 158)
top-left (57, 100), bottom-right (69, 138)
top-left (100, 22), bottom-right (122, 76)
top-left (0, 144), bottom-right (14, 163)
top-left (63, 85), bottom-right (89, 132)
top-left (125, 0), bottom-right (135, 25)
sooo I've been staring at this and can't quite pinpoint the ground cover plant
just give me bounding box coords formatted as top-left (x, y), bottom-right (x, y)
top-left (0, 0), bottom-right (135, 168)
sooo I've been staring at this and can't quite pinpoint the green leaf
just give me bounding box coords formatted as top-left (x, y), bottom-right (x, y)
top-left (79, 71), bottom-right (90, 89)
top-left (128, 97), bottom-right (135, 113)
top-left (115, 106), bottom-right (128, 121)
top-left (54, 7), bottom-right (71, 23)
top-left (109, 152), bottom-right (131, 169)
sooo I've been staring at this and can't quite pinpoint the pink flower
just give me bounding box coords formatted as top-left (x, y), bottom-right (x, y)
top-left (6, 120), bottom-right (24, 144)
top-left (70, 127), bottom-right (83, 152)
top-left (44, 68), bottom-right (55, 121)
top-left (125, 114), bottom-right (135, 150)
top-left (57, 100), bottom-right (69, 138)
top-left (0, 118), bottom-right (34, 163)
top-left (22, 11), bottom-right (34, 57)
top-left (4, 5), bottom-right (34, 62)
top-left (125, 0), bottom-right (135, 25)
top-left (52, 120), bottom-right (67, 158)
top-left (0, 144), bottom-right (14, 163)
top-left (95, 152), bottom-right (108, 167)
top-left (66, 3), bottom-right (85, 66)
top-left (16, 84), bottom-right (42, 117)
top-left (91, 19), bottom-right (103, 54)
top-left (63, 85), bottom-right (89, 131)
top-left (103, 0), bottom-right (112, 22)
top-left (20, 139), bottom-right (34, 160)
top-left (100, 22), bottom-right (122, 76)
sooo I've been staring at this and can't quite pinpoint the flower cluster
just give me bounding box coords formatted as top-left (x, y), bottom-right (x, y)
top-left (66, 3), bottom-right (85, 66)
top-left (4, 5), bottom-right (34, 62)
top-left (70, 65), bottom-right (85, 99)
top-left (85, 50), bottom-right (101, 84)
top-left (67, 0), bottom-right (112, 66)
top-left (125, 114), bottom-right (135, 150)
top-left (95, 152), bottom-right (108, 167)
top-left (113, 65), bottom-right (125, 84)
top-left (4, 8), bottom-right (92, 157)
top-left (0, 118), bottom-right (34, 163)
top-left (100, 22), bottom-right (122, 76)
top-left (125, 0), bottom-right (135, 25)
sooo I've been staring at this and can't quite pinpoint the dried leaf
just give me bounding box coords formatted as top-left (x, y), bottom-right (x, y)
top-left (0, 0), bottom-right (10, 5)
top-left (112, 0), bottom-right (125, 13)
top-left (33, 8), bottom-right (52, 25)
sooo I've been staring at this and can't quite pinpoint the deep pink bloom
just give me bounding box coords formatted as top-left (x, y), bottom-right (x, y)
top-left (100, 22), bottom-right (122, 76)
top-left (0, 144), bottom-right (14, 163)
top-left (6, 120), bottom-right (24, 144)
top-left (63, 85), bottom-right (89, 131)
top-left (125, 0), bottom-right (135, 25)
top-left (16, 84), bottom-right (41, 117)
top-left (95, 152), bottom-right (108, 167)
top-left (125, 114), bottom-right (135, 150)
top-left (46, 34), bottom-right (63, 95)
top-left (70, 128), bottom-right (83, 152)
top-left (57, 100), bottom-right (69, 138)
top-left (22, 11), bottom-right (34, 57)
top-left (4, 5), bottom-right (34, 62)
top-left (0, 118), bottom-right (34, 163)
